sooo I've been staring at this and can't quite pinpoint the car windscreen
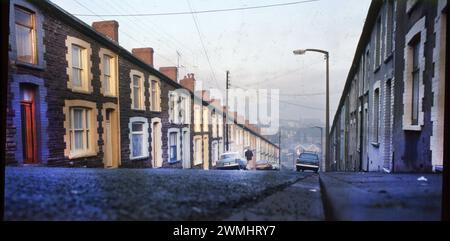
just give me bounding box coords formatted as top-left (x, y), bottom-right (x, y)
top-left (299, 153), bottom-right (319, 162)
top-left (221, 154), bottom-right (239, 159)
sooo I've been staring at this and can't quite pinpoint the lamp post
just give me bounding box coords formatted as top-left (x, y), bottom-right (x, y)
top-left (294, 49), bottom-right (330, 172)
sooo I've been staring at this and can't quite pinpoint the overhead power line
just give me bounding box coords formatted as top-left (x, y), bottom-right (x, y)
top-left (73, 0), bottom-right (178, 66)
top-left (187, 0), bottom-right (220, 89)
top-left (228, 83), bottom-right (324, 111)
top-left (73, 0), bottom-right (320, 17)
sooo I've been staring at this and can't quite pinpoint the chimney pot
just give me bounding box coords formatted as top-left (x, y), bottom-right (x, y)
top-left (180, 73), bottom-right (196, 92)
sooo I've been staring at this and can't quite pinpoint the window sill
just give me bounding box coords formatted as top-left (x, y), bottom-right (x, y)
top-left (168, 160), bottom-right (180, 164)
top-left (384, 52), bottom-right (393, 63)
top-left (371, 142), bottom-right (380, 148)
top-left (15, 61), bottom-right (45, 71)
top-left (373, 65), bottom-right (381, 73)
top-left (130, 155), bottom-right (149, 161)
top-left (403, 125), bottom-right (422, 131)
top-left (69, 151), bottom-right (97, 159)
top-left (131, 108), bottom-right (146, 112)
top-left (70, 88), bottom-right (93, 94)
top-left (149, 110), bottom-right (162, 113)
top-left (103, 93), bottom-right (117, 98)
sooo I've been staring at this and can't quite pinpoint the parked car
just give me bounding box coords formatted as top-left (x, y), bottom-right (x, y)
top-left (296, 152), bottom-right (319, 173)
top-left (216, 152), bottom-right (247, 170)
top-left (255, 160), bottom-right (273, 170)
top-left (271, 163), bottom-right (280, 171)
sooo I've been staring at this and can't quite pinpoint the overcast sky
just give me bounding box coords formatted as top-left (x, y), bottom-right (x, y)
top-left (51, 0), bottom-right (371, 125)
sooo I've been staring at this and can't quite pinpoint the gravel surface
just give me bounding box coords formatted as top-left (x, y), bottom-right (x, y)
top-left (225, 174), bottom-right (324, 221)
top-left (5, 167), bottom-right (310, 221)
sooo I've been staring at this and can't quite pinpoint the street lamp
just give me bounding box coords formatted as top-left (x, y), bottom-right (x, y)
top-left (294, 48), bottom-right (330, 172)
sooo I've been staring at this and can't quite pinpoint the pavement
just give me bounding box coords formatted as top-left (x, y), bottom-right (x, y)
top-left (4, 167), bottom-right (313, 221)
top-left (319, 172), bottom-right (442, 221)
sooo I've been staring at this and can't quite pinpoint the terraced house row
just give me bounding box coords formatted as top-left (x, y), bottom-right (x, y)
top-left (329, 0), bottom-right (447, 173)
top-left (6, 0), bottom-right (279, 169)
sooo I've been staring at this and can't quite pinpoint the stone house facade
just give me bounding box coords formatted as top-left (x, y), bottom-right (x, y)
top-left (330, 0), bottom-right (447, 173)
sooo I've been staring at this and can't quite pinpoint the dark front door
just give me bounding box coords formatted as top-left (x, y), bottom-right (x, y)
top-left (20, 86), bottom-right (37, 164)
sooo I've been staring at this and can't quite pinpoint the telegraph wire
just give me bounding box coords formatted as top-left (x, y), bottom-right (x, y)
top-left (73, 0), bottom-right (179, 66)
top-left (228, 83), bottom-right (324, 111)
top-left (187, 0), bottom-right (220, 89)
top-left (73, 0), bottom-right (320, 17)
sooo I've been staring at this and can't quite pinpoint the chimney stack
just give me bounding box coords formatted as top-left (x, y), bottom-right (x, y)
top-left (201, 90), bottom-right (210, 102)
top-left (180, 73), bottom-right (195, 92)
top-left (159, 66), bottom-right (178, 81)
top-left (132, 48), bottom-right (154, 67)
top-left (92, 20), bottom-right (119, 42)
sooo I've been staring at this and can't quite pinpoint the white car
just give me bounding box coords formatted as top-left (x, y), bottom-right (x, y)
top-left (216, 152), bottom-right (247, 170)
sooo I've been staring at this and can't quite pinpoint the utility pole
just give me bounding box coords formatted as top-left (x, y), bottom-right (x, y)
top-left (176, 51), bottom-right (181, 82)
top-left (293, 48), bottom-right (330, 172)
top-left (225, 70), bottom-right (230, 151)
top-left (279, 128), bottom-right (281, 170)
top-left (325, 52), bottom-right (330, 172)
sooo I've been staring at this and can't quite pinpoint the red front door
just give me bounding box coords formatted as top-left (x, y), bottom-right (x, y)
top-left (20, 87), bottom-right (38, 164)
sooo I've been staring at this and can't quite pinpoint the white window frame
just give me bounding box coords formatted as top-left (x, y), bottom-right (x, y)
top-left (384, 0), bottom-right (395, 59)
top-left (374, 16), bottom-right (382, 69)
top-left (211, 112), bottom-right (218, 138)
top-left (129, 117), bottom-right (149, 160)
top-left (167, 128), bottom-right (181, 163)
top-left (193, 135), bottom-right (203, 165)
top-left (372, 81), bottom-right (381, 144)
top-left (402, 17), bottom-right (426, 131)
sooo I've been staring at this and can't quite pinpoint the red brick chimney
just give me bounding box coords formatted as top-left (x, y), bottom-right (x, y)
top-left (159, 66), bottom-right (178, 81)
top-left (92, 20), bottom-right (119, 42)
top-left (209, 99), bottom-right (222, 110)
top-left (180, 73), bottom-right (195, 92)
top-left (132, 48), bottom-right (154, 67)
top-left (201, 90), bottom-right (210, 102)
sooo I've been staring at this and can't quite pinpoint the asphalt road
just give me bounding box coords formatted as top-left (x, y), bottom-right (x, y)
top-left (4, 167), bottom-right (315, 221)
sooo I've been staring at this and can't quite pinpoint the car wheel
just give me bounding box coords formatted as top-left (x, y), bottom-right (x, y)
top-left (296, 166), bottom-right (300, 172)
